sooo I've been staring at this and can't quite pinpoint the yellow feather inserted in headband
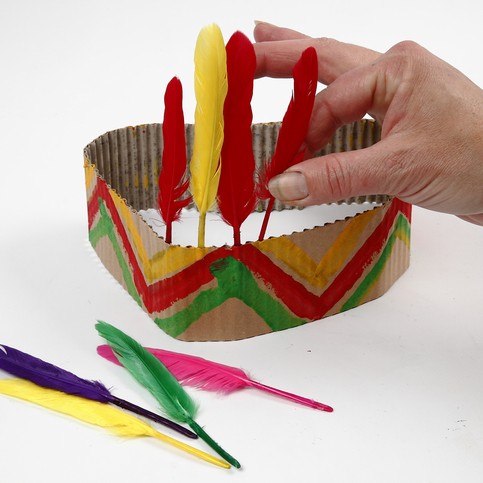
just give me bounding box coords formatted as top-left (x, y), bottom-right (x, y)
top-left (0, 379), bottom-right (230, 469)
top-left (190, 24), bottom-right (228, 247)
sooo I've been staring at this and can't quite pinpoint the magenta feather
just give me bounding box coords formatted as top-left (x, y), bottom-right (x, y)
top-left (97, 345), bottom-right (333, 412)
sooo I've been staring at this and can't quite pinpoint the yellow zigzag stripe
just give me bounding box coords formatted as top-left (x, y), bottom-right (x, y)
top-left (90, 167), bottom-right (402, 289)
top-left (257, 207), bottom-right (380, 289)
top-left (84, 162), bottom-right (97, 193)
top-left (111, 192), bottom-right (206, 283)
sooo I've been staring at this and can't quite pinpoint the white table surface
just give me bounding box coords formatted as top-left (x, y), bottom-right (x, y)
top-left (1, 1), bottom-right (482, 482)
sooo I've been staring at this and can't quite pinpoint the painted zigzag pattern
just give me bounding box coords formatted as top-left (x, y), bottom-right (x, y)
top-left (86, 163), bottom-right (411, 340)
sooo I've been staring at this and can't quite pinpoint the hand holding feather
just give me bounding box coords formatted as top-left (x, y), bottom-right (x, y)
top-left (96, 321), bottom-right (241, 468)
top-left (0, 379), bottom-right (229, 469)
top-left (258, 47), bottom-right (318, 240)
top-left (0, 343), bottom-right (196, 439)
top-left (98, 344), bottom-right (333, 412)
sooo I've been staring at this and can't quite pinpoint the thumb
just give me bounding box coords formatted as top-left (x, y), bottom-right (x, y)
top-left (268, 140), bottom-right (399, 205)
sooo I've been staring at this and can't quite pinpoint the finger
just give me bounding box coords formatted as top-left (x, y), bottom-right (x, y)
top-left (457, 214), bottom-right (483, 226)
top-left (254, 21), bottom-right (310, 42)
top-left (268, 140), bottom-right (401, 206)
top-left (253, 22), bottom-right (380, 83)
top-left (305, 60), bottom-right (395, 151)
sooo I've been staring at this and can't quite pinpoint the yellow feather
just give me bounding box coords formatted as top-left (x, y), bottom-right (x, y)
top-left (0, 379), bottom-right (229, 469)
top-left (190, 24), bottom-right (228, 247)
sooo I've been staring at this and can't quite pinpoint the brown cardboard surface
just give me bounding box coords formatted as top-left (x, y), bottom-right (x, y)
top-left (84, 120), bottom-right (411, 341)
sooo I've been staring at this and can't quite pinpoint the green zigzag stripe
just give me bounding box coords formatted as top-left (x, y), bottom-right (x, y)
top-left (341, 213), bottom-right (410, 311)
top-left (90, 198), bottom-right (143, 307)
top-left (154, 257), bottom-right (306, 338)
top-left (90, 196), bottom-right (409, 338)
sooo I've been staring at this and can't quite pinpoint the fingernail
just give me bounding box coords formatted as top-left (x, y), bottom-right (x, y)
top-left (268, 171), bottom-right (309, 201)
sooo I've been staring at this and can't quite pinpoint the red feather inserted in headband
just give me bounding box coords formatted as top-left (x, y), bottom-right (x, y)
top-left (217, 31), bottom-right (257, 246)
top-left (257, 47), bottom-right (318, 241)
top-left (158, 76), bottom-right (192, 244)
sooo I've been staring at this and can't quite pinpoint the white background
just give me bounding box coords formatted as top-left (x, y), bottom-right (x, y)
top-left (1, 1), bottom-right (482, 481)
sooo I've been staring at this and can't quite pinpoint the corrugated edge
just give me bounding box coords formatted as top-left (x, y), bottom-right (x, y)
top-left (84, 121), bottom-right (411, 341)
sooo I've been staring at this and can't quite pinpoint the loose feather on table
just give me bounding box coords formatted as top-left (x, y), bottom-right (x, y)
top-left (97, 344), bottom-right (333, 412)
top-left (0, 343), bottom-right (197, 438)
top-left (0, 378), bottom-right (228, 469)
top-left (96, 321), bottom-right (241, 469)
top-left (257, 47), bottom-right (318, 241)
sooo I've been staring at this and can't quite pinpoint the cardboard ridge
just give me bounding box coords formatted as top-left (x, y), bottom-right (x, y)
top-left (84, 120), bottom-right (411, 341)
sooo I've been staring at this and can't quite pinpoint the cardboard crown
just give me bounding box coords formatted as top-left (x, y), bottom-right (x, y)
top-left (84, 120), bottom-right (411, 341)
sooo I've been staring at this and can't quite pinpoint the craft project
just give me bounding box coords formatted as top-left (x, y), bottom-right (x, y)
top-left (98, 344), bottom-right (333, 412)
top-left (96, 321), bottom-right (241, 469)
top-left (0, 343), bottom-right (196, 438)
top-left (84, 24), bottom-right (411, 341)
top-left (0, 379), bottom-right (229, 469)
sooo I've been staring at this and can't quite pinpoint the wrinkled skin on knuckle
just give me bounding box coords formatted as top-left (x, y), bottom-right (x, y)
top-left (316, 153), bottom-right (352, 202)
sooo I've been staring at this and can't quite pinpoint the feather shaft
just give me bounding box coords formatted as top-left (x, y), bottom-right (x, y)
top-left (96, 321), bottom-right (241, 468)
top-left (190, 24), bottom-right (228, 247)
top-left (158, 76), bottom-right (191, 244)
top-left (0, 343), bottom-right (196, 438)
top-left (0, 379), bottom-right (229, 469)
top-left (98, 345), bottom-right (333, 412)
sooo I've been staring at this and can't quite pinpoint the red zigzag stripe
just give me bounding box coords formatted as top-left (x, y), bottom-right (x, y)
top-left (87, 177), bottom-right (410, 319)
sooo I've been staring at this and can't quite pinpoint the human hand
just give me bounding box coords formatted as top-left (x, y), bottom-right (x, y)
top-left (254, 22), bottom-right (483, 225)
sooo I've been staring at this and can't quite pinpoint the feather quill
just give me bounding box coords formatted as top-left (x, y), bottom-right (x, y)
top-left (257, 47), bottom-right (318, 240)
top-left (98, 344), bottom-right (333, 412)
top-left (96, 321), bottom-right (241, 469)
top-left (190, 23), bottom-right (228, 247)
top-left (0, 343), bottom-right (196, 439)
top-left (158, 76), bottom-right (191, 244)
top-left (217, 31), bottom-right (257, 246)
top-left (0, 378), bottom-right (229, 469)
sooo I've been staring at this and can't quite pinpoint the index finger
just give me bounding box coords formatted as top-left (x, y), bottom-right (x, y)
top-left (253, 22), bottom-right (381, 84)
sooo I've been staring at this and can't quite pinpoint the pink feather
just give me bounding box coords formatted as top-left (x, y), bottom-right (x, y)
top-left (97, 345), bottom-right (333, 412)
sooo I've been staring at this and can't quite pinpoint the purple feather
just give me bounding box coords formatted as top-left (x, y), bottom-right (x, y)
top-left (0, 344), bottom-right (111, 402)
top-left (0, 344), bottom-right (196, 439)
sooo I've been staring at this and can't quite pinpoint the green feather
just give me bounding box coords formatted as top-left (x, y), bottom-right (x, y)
top-left (95, 321), bottom-right (241, 469)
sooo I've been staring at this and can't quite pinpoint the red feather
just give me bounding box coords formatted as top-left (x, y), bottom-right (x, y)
top-left (158, 77), bottom-right (191, 244)
top-left (217, 31), bottom-right (257, 246)
top-left (257, 47), bottom-right (318, 240)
